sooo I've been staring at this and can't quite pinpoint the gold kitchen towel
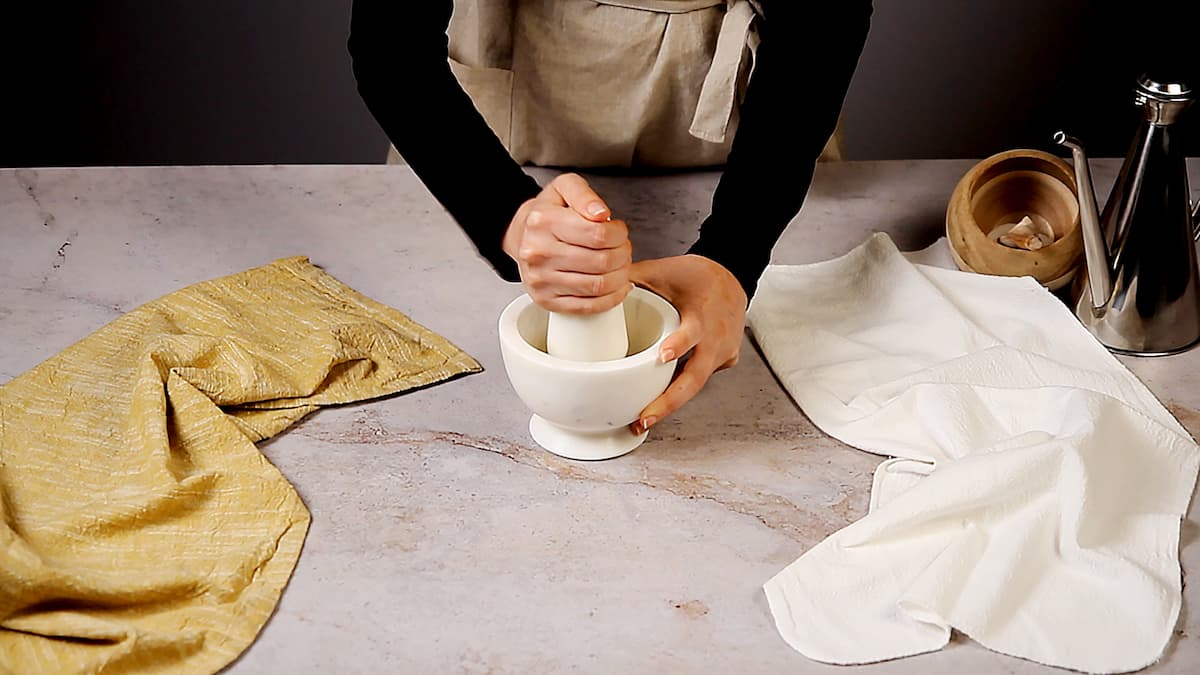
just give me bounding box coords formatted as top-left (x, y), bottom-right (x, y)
top-left (0, 257), bottom-right (481, 674)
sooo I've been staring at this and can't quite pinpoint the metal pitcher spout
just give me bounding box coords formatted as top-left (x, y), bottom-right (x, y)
top-left (1053, 131), bottom-right (1114, 313)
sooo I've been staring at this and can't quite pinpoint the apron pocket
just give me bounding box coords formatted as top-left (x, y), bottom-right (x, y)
top-left (449, 56), bottom-right (515, 150)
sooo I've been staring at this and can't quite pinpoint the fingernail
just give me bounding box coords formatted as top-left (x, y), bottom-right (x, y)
top-left (639, 416), bottom-right (658, 433)
top-left (660, 348), bottom-right (675, 363)
top-left (587, 202), bottom-right (607, 218)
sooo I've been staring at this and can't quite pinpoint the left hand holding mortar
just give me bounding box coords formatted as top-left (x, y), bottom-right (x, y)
top-left (629, 255), bottom-right (748, 434)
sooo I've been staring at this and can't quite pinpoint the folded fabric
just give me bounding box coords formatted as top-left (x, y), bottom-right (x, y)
top-left (0, 257), bottom-right (480, 674)
top-left (747, 233), bottom-right (1199, 674)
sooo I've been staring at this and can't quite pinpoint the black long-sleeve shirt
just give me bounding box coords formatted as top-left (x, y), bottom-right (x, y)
top-left (348, 0), bottom-right (872, 297)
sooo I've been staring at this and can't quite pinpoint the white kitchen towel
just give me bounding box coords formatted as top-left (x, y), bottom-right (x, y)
top-left (748, 233), bottom-right (1199, 674)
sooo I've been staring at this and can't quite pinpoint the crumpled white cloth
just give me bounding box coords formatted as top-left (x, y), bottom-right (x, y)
top-left (747, 233), bottom-right (1199, 674)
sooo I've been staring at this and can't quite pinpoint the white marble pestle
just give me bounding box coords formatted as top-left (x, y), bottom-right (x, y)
top-left (545, 304), bottom-right (629, 361)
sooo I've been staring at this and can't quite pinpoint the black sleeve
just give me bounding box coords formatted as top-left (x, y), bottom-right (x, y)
top-left (688, 0), bottom-right (873, 298)
top-left (348, 0), bottom-right (540, 282)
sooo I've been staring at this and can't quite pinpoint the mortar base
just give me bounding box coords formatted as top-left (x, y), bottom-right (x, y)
top-left (529, 414), bottom-right (647, 461)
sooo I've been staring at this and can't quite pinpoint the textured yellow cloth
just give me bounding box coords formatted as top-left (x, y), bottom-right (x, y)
top-left (0, 257), bottom-right (481, 673)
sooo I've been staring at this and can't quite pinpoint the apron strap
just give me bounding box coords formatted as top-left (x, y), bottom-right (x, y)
top-left (689, 0), bottom-right (758, 144)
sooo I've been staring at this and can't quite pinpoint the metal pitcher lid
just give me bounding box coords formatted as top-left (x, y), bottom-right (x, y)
top-left (1137, 75), bottom-right (1193, 102)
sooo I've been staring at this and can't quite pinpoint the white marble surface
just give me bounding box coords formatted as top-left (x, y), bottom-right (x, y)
top-left (2, 160), bottom-right (1199, 674)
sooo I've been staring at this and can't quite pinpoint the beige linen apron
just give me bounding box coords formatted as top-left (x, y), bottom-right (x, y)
top-left (387, 0), bottom-right (843, 168)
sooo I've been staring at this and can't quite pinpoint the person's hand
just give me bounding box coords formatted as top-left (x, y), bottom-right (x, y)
top-left (629, 255), bottom-right (748, 434)
top-left (502, 173), bottom-right (633, 313)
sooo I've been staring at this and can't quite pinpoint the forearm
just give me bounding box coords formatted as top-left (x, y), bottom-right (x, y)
top-left (348, 0), bottom-right (539, 281)
top-left (689, 0), bottom-right (873, 297)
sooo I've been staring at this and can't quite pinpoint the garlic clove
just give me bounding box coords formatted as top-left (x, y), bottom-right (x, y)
top-left (991, 215), bottom-right (1057, 251)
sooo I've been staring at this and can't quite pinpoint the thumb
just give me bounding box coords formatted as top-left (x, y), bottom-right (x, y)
top-left (657, 315), bottom-right (701, 364)
top-left (547, 173), bottom-right (611, 222)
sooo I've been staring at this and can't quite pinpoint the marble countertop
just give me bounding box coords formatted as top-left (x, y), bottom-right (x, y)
top-left (2, 160), bottom-right (1199, 674)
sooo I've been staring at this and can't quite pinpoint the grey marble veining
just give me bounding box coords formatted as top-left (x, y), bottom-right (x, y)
top-left (1, 160), bottom-right (1199, 674)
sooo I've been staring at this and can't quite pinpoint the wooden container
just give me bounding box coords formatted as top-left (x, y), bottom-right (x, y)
top-left (946, 149), bottom-right (1083, 288)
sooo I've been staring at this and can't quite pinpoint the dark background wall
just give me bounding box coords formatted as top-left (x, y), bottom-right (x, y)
top-left (840, 1), bottom-right (1197, 160)
top-left (3, 1), bottom-right (1196, 168)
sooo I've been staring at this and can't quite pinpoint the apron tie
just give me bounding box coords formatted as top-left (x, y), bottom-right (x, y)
top-left (689, 0), bottom-right (758, 144)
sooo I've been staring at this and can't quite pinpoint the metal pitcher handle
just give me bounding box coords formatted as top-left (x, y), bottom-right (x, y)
top-left (1194, 198), bottom-right (1199, 241)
